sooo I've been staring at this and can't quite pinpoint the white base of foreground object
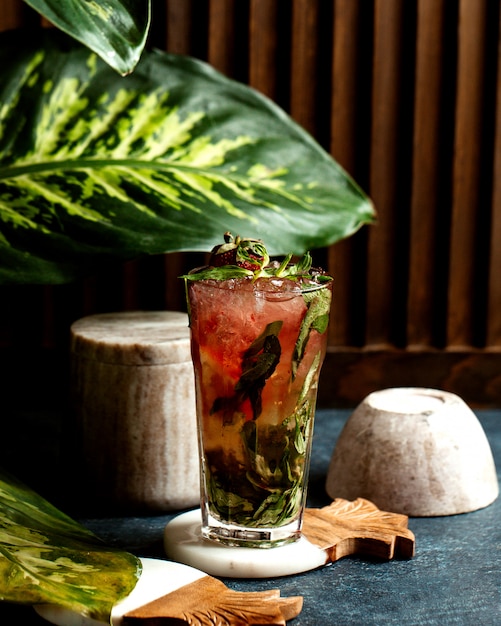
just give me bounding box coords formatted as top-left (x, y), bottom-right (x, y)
top-left (35, 557), bottom-right (206, 626)
top-left (164, 508), bottom-right (328, 578)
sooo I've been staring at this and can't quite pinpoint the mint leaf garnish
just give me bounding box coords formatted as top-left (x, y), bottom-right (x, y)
top-left (181, 238), bottom-right (332, 287)
top-left (183, 265), bottom-right (253, 281)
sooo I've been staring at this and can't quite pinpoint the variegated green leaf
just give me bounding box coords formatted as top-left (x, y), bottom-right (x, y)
top-left (0, 468), bottom-right (141, 622)
top-left (0, 29), bottom-right (375, 285)
top-left (23, 0), bottom-right (151, 75)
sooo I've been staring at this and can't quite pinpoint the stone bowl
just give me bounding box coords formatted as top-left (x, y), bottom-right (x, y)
top-left (325, 387), bottom-right (499, 516)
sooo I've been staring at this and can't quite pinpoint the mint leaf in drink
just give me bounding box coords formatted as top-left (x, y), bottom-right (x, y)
top-left (211, 321), bottom-right (282, 420)
top-left (292, 286), bottom-right (332, 378)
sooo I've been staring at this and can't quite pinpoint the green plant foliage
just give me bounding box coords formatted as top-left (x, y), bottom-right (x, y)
top-left (0, 468), bottom-right (141, 622)
top-left (23, 0), bottom-right (151, 75)
top-left (0, 29), bottom-right (375, 285)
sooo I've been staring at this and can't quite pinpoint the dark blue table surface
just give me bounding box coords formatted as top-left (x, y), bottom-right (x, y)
top-left (1, 409), bottom-right (500, 625)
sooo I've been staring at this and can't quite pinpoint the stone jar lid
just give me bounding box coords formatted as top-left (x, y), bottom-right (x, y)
top-left (70, 311), bottom-right (191, 366)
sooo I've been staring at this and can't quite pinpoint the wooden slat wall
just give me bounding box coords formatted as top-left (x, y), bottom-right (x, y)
top-left (489, 13), bottom-right (501, 349)
top-left (448, 0), bottom-right (489, 348)
top-left (366, 0), bottom-right (406, 348)
top-left (1, 0), bottom-right (501, 408)
top-left (407, 0), bottom-right (446, 349)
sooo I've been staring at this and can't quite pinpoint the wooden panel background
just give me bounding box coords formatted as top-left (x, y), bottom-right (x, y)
top-left (1, 0), bottom-right (500, 409)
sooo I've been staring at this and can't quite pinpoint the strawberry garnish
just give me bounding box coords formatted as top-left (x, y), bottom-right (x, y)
top-left (209, 232), bottom-right (269, 271)
top-left (182, 232), bottom-right (332, 285)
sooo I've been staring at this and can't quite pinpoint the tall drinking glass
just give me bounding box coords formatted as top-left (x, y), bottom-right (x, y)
top-left (187, 271), bottom-right (332, 547)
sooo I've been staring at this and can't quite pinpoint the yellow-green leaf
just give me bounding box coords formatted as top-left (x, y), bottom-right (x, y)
top-left (23, 0), bottom-right (151, 75)
top-left (0, 468), bottom-right (141, 622)
top-left (0, 29), bottom-right (375, 285)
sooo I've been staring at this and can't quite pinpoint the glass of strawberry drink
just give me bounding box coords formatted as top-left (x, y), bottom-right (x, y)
top-left (185, 234), bottom-right (332, 547)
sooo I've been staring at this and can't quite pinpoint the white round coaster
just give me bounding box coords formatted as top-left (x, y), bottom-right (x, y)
top-left (163, 509), bottom-right (328, 578)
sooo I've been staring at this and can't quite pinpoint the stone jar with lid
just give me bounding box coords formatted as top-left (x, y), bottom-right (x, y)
top-left (70, 310), bottom-right (199, 512)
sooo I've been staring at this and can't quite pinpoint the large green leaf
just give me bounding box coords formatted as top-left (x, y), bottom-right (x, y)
top-left (0, 29), bottom-right (375, 285)
top-left (0, 468), bottom-right (141, 622)
top-left (23, 0), bottom-right (151, 75)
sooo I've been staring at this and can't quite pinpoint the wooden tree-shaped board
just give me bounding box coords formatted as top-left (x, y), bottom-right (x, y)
top-left (302, 498), bottom-right (415, 561)
top-left (123, 576), bottom-right (302, 624)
